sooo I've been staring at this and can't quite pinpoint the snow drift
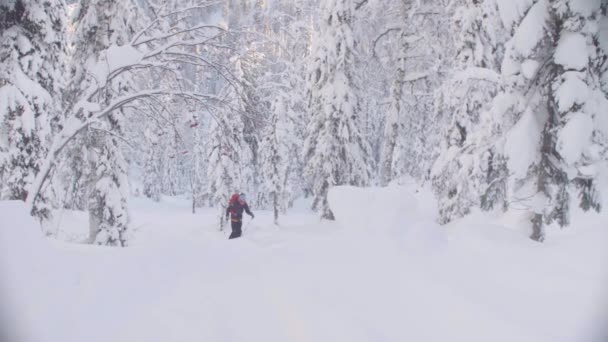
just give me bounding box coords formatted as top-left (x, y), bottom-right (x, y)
top-left (328, 185), bottom-right (447, 254)
top-left (1, 184), bottom-right (608, 342)
top-left (0, 201), bottom-right (70, 342)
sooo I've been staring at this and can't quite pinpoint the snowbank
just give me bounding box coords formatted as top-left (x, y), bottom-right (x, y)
top-left (1, 188), bottom-right (607, 342)
top-left (327, 185), bottom-right (447, 254)
top-left (0, 201), bottom-right (65, 342)
top-left (328, 185), bottom-right (417, 232)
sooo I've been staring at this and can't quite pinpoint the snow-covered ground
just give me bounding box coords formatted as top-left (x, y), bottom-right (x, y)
top-left (1, 183), bottom-right (607, 342)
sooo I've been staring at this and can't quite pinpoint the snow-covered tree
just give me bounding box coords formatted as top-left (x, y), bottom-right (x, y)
top-left (535, 0), bottom-right (606, 239)
top-left (0, 0), bottom-right (67, 220)
top-left (141, 126), bottom-right (163, 202)
top-left (304, 0), bottom-right (372, 219)
top-left (189, 113), bottom-right (207, 213)
top-left (259, 92), bottom-right (302, 224)
top-left (379, 27), bottom-right (407, 186)
top-left (374, 0), bottom-right (460, 186)
top-left (64, 0), bottom-right (146, 245)
top-left (205, 81), bottom-right (249, 229)
top-left (429, 0), bottom-right (607, 240)
top-left (431, 0), bottom-right (507, 223)
top-left (24, 1), bottom-right (233, 243)
top-left (489, 0), bottom-right (608, 241)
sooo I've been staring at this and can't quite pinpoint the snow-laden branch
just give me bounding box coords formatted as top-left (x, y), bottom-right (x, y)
top-left (25, 90), bottom-right (221, 209)
top-left (134, 24), bottom-right (227, 47)
top-left (401, 71), bottom-right (431, 83)
top-left (451, 67), bottom-right (502, 84)
top-left (372, 27), bottom-right (401, 58)
top-left (131, 2), bottom-right (224, 45)
top-left (25, 5), bottom-right (246, 213)
top-left (355, 0), bottom-right (369, 10)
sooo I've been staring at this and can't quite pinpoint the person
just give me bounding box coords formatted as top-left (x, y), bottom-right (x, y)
top-left (225, 192), bottom-right (254, 239)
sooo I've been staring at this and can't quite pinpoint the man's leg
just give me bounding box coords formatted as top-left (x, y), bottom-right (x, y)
top-left (234, 221), bottom-right (242, 238)
top-left (229, 221), bottom-right (242, 239)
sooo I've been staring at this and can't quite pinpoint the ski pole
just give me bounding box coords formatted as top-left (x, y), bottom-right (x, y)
top-left (244, 216), bottom-right (254, 233)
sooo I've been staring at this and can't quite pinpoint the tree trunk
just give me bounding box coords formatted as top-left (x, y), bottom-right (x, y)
top-left (219, 206), bottom-right (226, 231)
top-left (88, 199), bottom-right (100, 244)
top-left (530, 213), bottom-right (544, 242)
top-left (322, 206), bottom-right (335, 221)
top-left (273, 191), bottom-right (279, 225)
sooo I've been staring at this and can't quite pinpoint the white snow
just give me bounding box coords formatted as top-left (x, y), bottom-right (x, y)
top-left (105, 44), bottom-right (143, 72)
top-left (74, 99), bottom-right (101, 115)
top-left (500, 45), bottom-right (521, 76)
top-left (554, 32), bottom-right (588, 70)
top-left (590, 89), bottom-right (608, 137)
top-left (521, 59), bottom-right (540, 79)
top-left (452, 67), bottom-right (502, 84)
top-left (569, 0), bottom-right (602, 17)
top-left (556, 72), bottom-right (589, 113)
top-left (496, 0), bottom-right (534, 30)
top-left (403, 71), bottom-right (431, 82)
top-left (600, 16), bottom-right (608, 56)
top-left (511, 0), bottom-right (548, 56)
top-left (0, 84), bottom-right (35, 133)
top-left (2, 184), bottom-right (608, 342)
top-left (504, 108), bottom-right (542, 179)
top-left (557, 112), bottom-right (594, 165)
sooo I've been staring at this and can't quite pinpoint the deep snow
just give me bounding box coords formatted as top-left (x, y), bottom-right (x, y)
top-left (1, 183), bottom-right (607, 342)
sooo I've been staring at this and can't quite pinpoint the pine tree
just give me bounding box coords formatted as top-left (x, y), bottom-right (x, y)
top-left (377, 0), bottom-right (460, 186)
top-left (142, 126), bottom-right (162, 202)
top-left (431, 0), bottom-right (507, 223)
top-left (259, 98), bottom-right (284, 224)
top-left (66, 0), bottom-right (144, 245)
top-left (259, 92), bottom-right (301, 224)
top-left (379, 28), bottom-right (406, 186)
top-left (491, 0), bottom-right (607, 241)
top-left (190, 113), bottom-right (207, 214)
top-left (205, 84), bottom-right (248, 230)
top-left (0, 0), bottom-right (67, 220)
top-left (304, 0), bottom-right (372, 220)
top-left (535, 0), bottom-right (606, 238)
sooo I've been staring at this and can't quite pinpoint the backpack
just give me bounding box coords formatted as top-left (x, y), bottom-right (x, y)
top-left (228, 193), bottom-right (242, 220)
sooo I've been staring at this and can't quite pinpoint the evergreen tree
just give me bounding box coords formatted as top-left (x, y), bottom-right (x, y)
top-left (0, 0), bottom-right (67, 220)
top-left (205, 84), bottom-right (248, 230)
top-left (66, 0), bottom-right (144, 245)
top-left (431, 0), bottom-right (507, 223)
top-left (189, 113), bottom-right (207, 213)
top-left (530, 0), bottom-right (607, 240)
top-left (476, 0), bottom-right (607, 241)
top-left (304, 0), bottom-right (372, 220)
top-left (376, 0), bottom-right (460, 186)
top-left (142, 126), bottom-right (162, 202)
top-left (259, 92), bottom-right (301, 224)
top-left (379, 28), bottom-right (407, 186)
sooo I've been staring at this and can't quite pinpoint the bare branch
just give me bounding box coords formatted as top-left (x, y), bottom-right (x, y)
top-left (372, 27), bottom-right (402, 58)
top-left (89, 126), bottom-right (141, 152)
top-left (355, 0), bottom-right (369, 10)
top-left (26, 89), bottom-right (223, 209)
top-left (131, 2), bottom-right (224, 45)
top-left (134, 24), bottom-right (227, 47)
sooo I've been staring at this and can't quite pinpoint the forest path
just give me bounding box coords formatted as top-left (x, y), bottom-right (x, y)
top-left (60, 198), bottom-right (555, 342)
top-left (3, 188), bottom-right (606, 342)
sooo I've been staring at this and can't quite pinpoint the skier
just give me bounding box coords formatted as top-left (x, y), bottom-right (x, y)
top-left (225, 192), bottom-right (254, 239)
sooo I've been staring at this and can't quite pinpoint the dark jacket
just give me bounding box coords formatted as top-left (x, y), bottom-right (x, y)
top-left (226, 200), bottom-right (253, 222)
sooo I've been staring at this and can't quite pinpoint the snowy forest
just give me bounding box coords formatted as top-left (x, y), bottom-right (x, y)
top-left (2, 0), bottom-right (608, 341)
top-left (2, 0), bottom-right (607, 244)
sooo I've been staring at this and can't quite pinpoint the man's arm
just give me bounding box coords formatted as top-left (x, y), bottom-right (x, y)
top-left (244, 203), bottom-right (254, 217)
top-left (225, 205), bottom-right (231, 219)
